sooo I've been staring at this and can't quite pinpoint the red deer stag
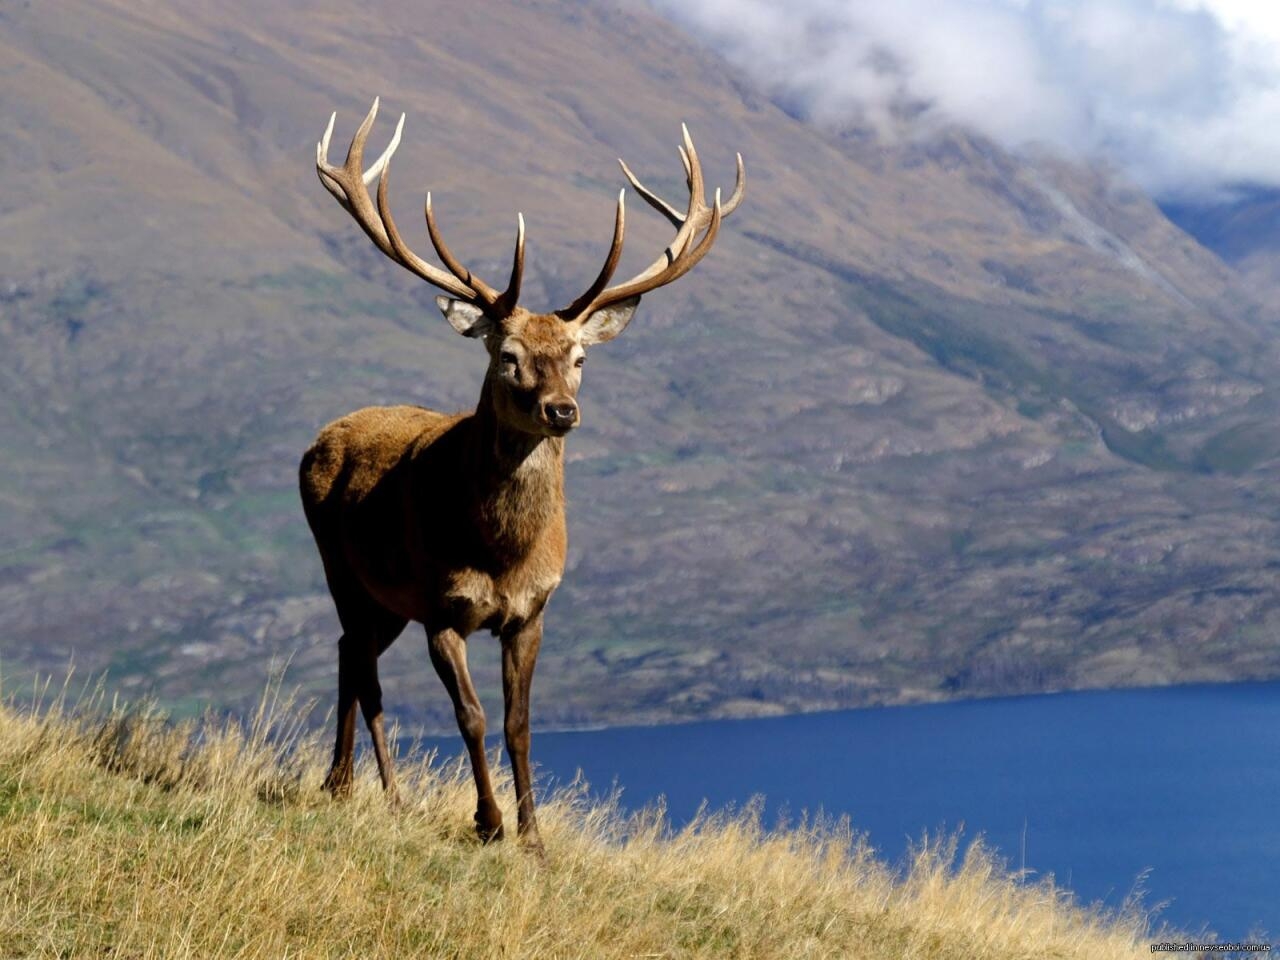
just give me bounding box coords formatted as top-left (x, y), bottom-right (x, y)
top-left (301, 99), bottom-right (743, 849)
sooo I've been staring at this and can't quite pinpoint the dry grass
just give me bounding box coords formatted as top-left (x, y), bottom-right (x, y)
top-left (0, 684), bottom-right (1167, 959)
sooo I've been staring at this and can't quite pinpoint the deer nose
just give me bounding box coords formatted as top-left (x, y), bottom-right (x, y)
top-left (544, 401), bottom-right (578, 428)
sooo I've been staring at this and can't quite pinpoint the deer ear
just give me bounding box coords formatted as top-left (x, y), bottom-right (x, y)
top-left (436, 297), bottom-right (497, 338)
top-left (578, 296), bottom-right (641, 346)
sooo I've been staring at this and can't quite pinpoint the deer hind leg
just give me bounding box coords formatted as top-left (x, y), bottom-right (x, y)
top-left (323, 632), bottom-right (362, 799)
top-left (360, 621), bottom-right (408, 804)
top-left (428, 626), bottom-right (504, 843)
top-left (323, 580), bottom-right (407, 802)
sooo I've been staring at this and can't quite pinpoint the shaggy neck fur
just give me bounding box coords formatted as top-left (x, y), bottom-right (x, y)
top-left (470, 377), bottom-right (565, 559)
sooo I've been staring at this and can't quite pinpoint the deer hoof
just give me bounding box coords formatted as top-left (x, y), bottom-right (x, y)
top-left (323, 769), bottom-right (353, 800)
top-left (475, 815), bottom-right (505, 844)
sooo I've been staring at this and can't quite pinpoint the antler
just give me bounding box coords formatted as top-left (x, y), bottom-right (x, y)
top-left (316, 98), bottom-right (524, 316)
top-left (558, 124), bottom-right (745, 321)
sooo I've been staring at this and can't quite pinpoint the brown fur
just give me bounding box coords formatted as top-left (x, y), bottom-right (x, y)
top-left (300, 307), bottom-right (604, 849)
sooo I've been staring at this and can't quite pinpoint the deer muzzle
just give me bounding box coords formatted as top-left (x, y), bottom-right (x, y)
top-left (542, 400), bottom-right (579, 432)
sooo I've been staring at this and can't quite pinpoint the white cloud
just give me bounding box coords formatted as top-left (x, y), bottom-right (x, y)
top-left (653, 0), bottom-right (1280, 198)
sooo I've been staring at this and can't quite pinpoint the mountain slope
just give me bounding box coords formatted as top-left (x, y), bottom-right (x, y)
top-left (2, 0), bottom-right (1280, 729)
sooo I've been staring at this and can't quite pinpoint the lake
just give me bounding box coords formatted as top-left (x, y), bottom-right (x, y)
top-left (424, 681), bottom-right (1280, 939)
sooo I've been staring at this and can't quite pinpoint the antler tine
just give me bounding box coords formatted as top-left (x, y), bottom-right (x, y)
top-left (556, 190), bottom-right (627, 320)
top-left (423, 200), bottom-right (524, 314)
top-left (424, 194), bottom-right (504, 307)
top-left (363, 112), bottom-right (404, 189)
top-left (495, 213), bottom-right (526, 315)
top-left (681, 124), bottom-right (704, 204)
top-left (619, 158), bottom-right (683, 227)
top-left (316, 113), bottom-right (344, 203)
top-left (661, 123), bottom-right (705, 263)
top-left (559, 125), bottom-right (742, 321)
top-left (724, 152), bottom-right (746, 215)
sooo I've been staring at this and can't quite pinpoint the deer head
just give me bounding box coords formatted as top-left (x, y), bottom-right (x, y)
top-left (316, 99), bottom-right (744, 437)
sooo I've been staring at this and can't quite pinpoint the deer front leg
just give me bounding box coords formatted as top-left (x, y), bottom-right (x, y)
top-left (428, 627), bottom-right (504, 842)
top-left (502, 613), bottom-right (543, 851)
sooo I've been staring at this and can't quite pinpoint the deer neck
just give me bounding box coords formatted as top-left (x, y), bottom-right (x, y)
top-left (469, 378), bottom-right (565, 557)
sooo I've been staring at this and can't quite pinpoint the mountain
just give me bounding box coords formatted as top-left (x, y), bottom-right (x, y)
top-left (3, 0), bottom-right (1280, 731)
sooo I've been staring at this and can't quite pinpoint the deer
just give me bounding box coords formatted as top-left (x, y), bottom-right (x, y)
top-left (300, 98), bottom-right (744, 851)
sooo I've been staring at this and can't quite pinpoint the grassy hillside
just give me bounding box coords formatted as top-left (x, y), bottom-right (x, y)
top-left (4, 0), bottom-right (1280, 730)
top-left (0, 691), bottom-right (1165, 959)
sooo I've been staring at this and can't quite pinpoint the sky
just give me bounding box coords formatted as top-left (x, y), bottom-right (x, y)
top-left (652, 0), bottom-right (1280, 200)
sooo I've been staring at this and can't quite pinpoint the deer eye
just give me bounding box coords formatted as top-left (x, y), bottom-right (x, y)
top-left (574, 356), bottom-right (585, 368)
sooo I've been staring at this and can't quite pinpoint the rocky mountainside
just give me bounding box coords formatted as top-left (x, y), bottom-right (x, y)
top-left (2, 0), bottom-right (1279, 730)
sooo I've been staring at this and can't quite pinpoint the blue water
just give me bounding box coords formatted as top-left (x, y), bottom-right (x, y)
top-left (423, 682), bottom-right (1280, 938)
